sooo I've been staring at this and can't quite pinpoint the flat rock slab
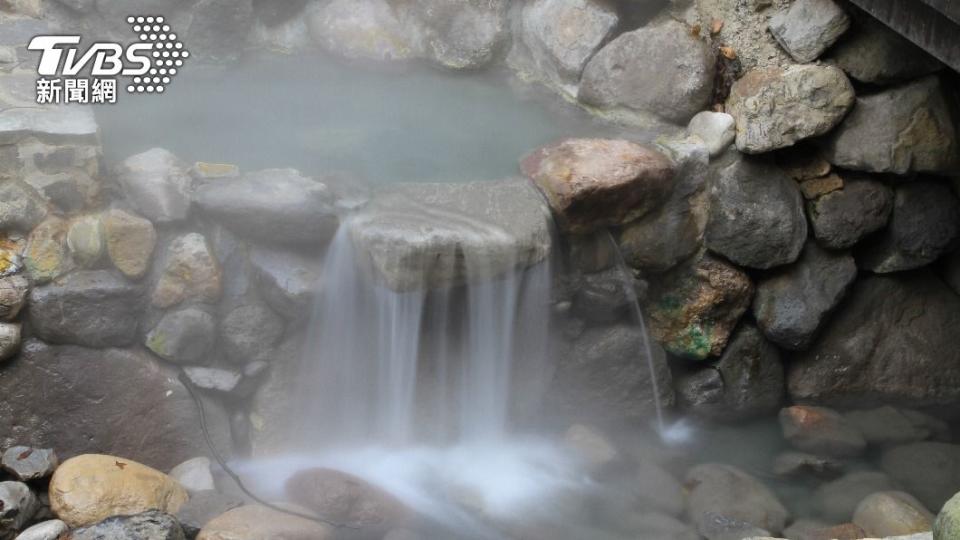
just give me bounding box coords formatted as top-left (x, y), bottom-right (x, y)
top-left (349, 178), bottom-right (551, 291)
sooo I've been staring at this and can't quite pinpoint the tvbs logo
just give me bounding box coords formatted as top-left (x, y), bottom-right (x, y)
top-left (28, 15), bottom-right (190, 104)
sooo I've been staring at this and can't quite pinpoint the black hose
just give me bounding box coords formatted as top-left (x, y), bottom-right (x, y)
top-left (177, 368), bottom-right (357, 530)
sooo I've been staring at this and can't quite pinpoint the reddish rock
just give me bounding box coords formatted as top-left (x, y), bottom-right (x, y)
top-left (780, 405), bottom-right (867, 458)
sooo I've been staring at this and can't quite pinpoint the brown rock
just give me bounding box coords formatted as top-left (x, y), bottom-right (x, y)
top-left (197, 505), bottom-right (333, 540)
top-left (853, 490), bottom-right (933, 537)
top-left (286, 468), bottom-right (408, 534)
top-left (780, 405), bottom-right (867, 458)
top-left (49, 454), bottom-right (189, 527)
top-left (152, 233), bottom-right (222, 308)
top-left (24, 216), bottom-right (70, 284)
top-left (103, 209), bottom-right (157, 280)
top-left (799, 173), bottom-right (843, 200)
top-left (521, 138), bottom-right (674, 234)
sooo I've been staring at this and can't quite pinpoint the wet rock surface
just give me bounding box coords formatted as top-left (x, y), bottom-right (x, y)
top-left (63, 510), bottom-right (187, 540)
top-left (806, 175), bottom-right (894, 250)
top-left (1, 446), bottom-right (58, 482)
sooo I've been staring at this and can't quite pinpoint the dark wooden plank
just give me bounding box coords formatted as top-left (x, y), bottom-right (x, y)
top-left (849, 0), bottom-right (960, 72)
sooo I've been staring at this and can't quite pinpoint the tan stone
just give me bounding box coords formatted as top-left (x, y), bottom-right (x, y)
top-left (799, 173), bottom-right (844, 200)
top-left (102, 209), bottom-right (157, 279)
top-left (190, 162), bottom-right (240, 179)
top-left (151, 233), bottom-right (222, 308)
top-left (197, 505), bottom-right (333, 540)
top-left (66, 214), bottom-right (105, 268)
top-left (49, 454), bottom-right (189, 527)
top-left (853, 491), bottom-right (934, 537)
top-left (24, 217), bottom-right (70, 284)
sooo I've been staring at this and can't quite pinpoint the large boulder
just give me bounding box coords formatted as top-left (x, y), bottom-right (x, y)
top-left (648, 253), bottom-right (754, 360)
top-left (705, 152), bottom-right (807, 270)
top-left (882, 442), bottom-right (960, 513)
top-left (768, 0), bottom-right (850, 63)
top-left (115, 149), bottom-right (192, 224)
top-left (522, 138), bottom-right (675, 234)
top-left (28, 270), bottom-right (143, 348)
top-left (685, 463), bottom-right (789, 535)
top-left (196, 505), bottom-right (333, 540)
top-left (856, 180), bottom-right (960, 274)
top-left (63, 510), bottom-right (187, 540)
top-left (726, 64), bottom-right (855, 154)
top-left (547, 324), bottom-right (675, 422)
top-left (806, 175), bottom-right (893, 250)
top-left (828, 13), bottom-right (943, 85)
top-left (50, 455), bottom-right (188, 527)
top-left (675, 323), bottom-right (784, 422)
top-left (579, 20), bottom-right (714, 125)
top-left (151, 233), bottom-right (223, 309)
top-left (0, 340), bottom-right (230, 470)
top-left (248, 247), bottom-right (322, 320)
top-left (191, 169), bottom-right (339, 247)
top-left (349, 179), bottom-right (551, 291)
top-left (788, 272), bottom-right (960, 408)
top-left (752, 241), bottom-right (857, 350)
top-left (822, 76), bottom-right (959, 175)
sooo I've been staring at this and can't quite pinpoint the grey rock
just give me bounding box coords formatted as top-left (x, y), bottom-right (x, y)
top-left (727, 64), bottom-right (855, 154)
top-left (1, 447), bottom-right (58, 482)
top-left (0, 275), bottom-right (29, 322)
top-left (182, 366), bottom-right (242, 395)
top-left (306, 0), bottom-right (417, 61)
top-left (349, 179), bottom-right (551, 291)
top-left (181, 0), bottom-right (254, 61)
top-left (935, 491), bottom-right (960, 540)
top-left (400, 0), bottom-right (509, 70)
top-left (174, 491), bottom-right (243, 539)
top-left (146, 308), bottom-right (217, 365)
top-left (772, 451), bottom-right (843, 479)
top-left (0, 181), bottom-right (47, 234)
top-left (579, 20), bottom-right (715, 124)
top-left (0, 103), bottom-right (97, 146)
top-left (15, 520), bottom-right (68, 540)
top-left (151, 233), bottom-right (223, 309)
top-left (0, 481), bottom-right (37, 533)
top-left (219, 304), bottom-right (284, 364)
top-left (572, 267), bottom-right (633, 324)
top-left (547, 324), bottom-right (675, 422)
top-left (192, 168), bottom-right (338, 247)
top-left (780, 405), bottom-right (867, 458)
top-left (768, 0), bottom-right (850, 63)
top-left (687, 112), bottom-right (736, 157)
top-left (697, 512), bottom-right (771, 540)
top-left (65, 510), bottom-right (186, 540)
top-left (853, 491), bottom-right (934, 538)
top-left (807, 175), bottom-right (894, 250)
top-left (169, 457), bottom-right (215, 493)
top-left (249, 336), bottom-right (302, 456)
top-left (248, 247), bottom-right (322, 320)
top-left (28, 270), bottom-right (143, 348)
top-left (789, 272), bottom-right (960, 408)
top-left (822, 76), bottom-right (959, 175)
top-left (0, 323), bottom-right (20, 362)
top-left (828, 14), bottom-right (943, 85)
top-left (814, 471), bottom-right (897, 523)
top-left (0, 340), bottom-right (231, 471)
top-left (856, 180), bottom-right (960, 273)
top-left (116, 148), bottom-right (192, 223)
top-left (845, 406), bottom-right (949, 446)
top-left (706, 152), bottom-right (807, 269)
top-left (753, 242), bottom-right (857, 350)
top-left (676, 323), bottom-right (784, 422)
top-left (882, 442), bottom-right (960, 513)
top-left (617, 189), bottom-right (704, 274)
top-left (685, 463), bottom-right (789, 535)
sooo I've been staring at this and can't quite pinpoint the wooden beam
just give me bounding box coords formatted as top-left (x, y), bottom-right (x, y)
top-left (848, 0), bottom-right (960, 73)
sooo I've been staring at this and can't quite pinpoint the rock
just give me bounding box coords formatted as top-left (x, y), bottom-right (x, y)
top-left (685, 463), bottom-right (789, 534)
top-left (508, 0), bottom-right (618, 94)
top-left (146, 307), bottom-right (217, 364)
top-left (175, 491), bottom-right (243, 539)
top-left (306, 0), bottom-right (417, 61)
top-left (706, 152), bottom-right (807, 269)
top-left (286, 468), bottom-right (407, 534)
top-left (697, 512), bottom-right (772, 540)
top-left (192, 169), bottom-right (339, 247)
top-left (807, 175), bottom-right (894, 250)
top-left (180, 0), bottom-right (254, 61)
top-left (196, 505), bottom-right (333, 540)
top-left (248, 247), bottom-right (321, 320)
top-left (768, 0), bottom-right (850, 63)
top-left (0, 481), bottom-right (37, 533)
top-left (169, 457), bottom-right (214, 493)
top-left (788, 272), bottom-right (960, 408)
top-left (349, 179), bottom-right (551, 291)
top-left (0, 181), bottom-right (47, 233)
top-left (798, 174), bottom-right (844, 200)
top-left (845, 406), bottom-right (949, 446)
top-left (727, 64), bottom-right (855, 154)
top-left (854, 491), bottom-right (934, 537)
top-left (676, 322), bottom-right (784, 421)
top-left (783, 519), bottom-right (865, 540)
top-left (102, 209), bottom-right (157, 280)
top-left (0, 275), bottom-right (29, 321)
top-left (617, 201), bottom-right (703, 274)
top-left (0, 242), bottom-right (22, 280)
top-left (752, 242), bottom-right (857, 350)
top-left (15, 519), bottom-right (68, 540)
top-left (695, 0), bottom-right (793, 71)
top-left (579, 20), bottom-right (714, 124)
top-left (0, 323), bottom-right (20, 362)
top-left (28, 270), bottom-right (143, 348)
top-left (24, 217), bottom-right (70, 284)
top-left (0, 340), bottom-right (230, 470)
top-left (522, 138), bottom-right (674, 234)
top-left (687, 112), bottom-right (736, 157)
top-left (613, 460), bottom-right (687, 519)
top-left (64, 510), bottom-right (186, 540)
top-left (65, 215), bottom-right (104, 269)
top-left (780, 405), bottom-right (867, 458)
top-left (823, 76), bottom-right (959, 175)
top-left (152, 233), bottom-right (223, 308)
top-left (182, 367), bottom-right (242, 395)
top-left (563, 424), bottom-right (618, 473)
top-left (116, 149), bottom-right (192, 223)
top-left (815, 471), bottom-right (897, 523)
top-left (248, 337), bottom-right (302, 456)
top-left (828, 14), bottom-right (943, 85)
top-left (220, 304), bottom-right (284, 364)
top-left (49, 455), bottom-right (188, 528)
top-left (856, 180), bottom-right (960, 274)
top-left (547, 324), bottom-right (675, 421)
top-left (882, 443), bottom-right (960, 513)
top-left (935, 491), bottom-right (960, 540)
top-left (1, 447), bottom-right (58, 482)
top-left (399, 0), bottom-right (509, 69)
top-left (648, 253), bottom-right (754, 360)
top-left (772, 451), bottom-right (843, 479)
top-left (571, 267), bottom-right (634, 323)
